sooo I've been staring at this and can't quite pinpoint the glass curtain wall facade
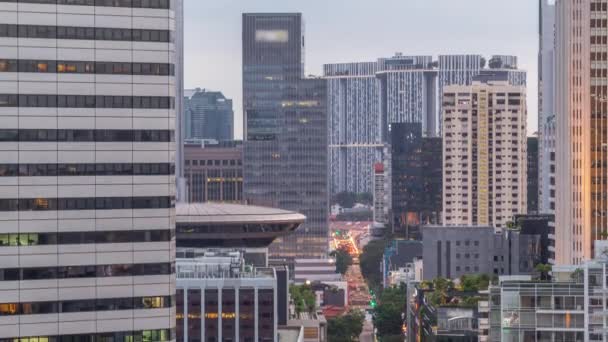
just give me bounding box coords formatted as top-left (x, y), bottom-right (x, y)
top-left (391, 123), bottom-right (442, 238)
top-left (242, 13), bottom-right (329, 259)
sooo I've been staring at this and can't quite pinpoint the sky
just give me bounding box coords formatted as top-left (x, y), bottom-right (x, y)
top-left (184, 0), bottom-right (539, 139)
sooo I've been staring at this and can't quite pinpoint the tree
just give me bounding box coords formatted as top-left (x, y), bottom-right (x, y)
top-left (373, 286), bottom-right (406, 339)
top-left (480, 57), bottom-right (486, 69)
top-left (429, 277), bottom-right (454, 306)
top-left (488, 56), bottom-right (503, 69)
top-left (327, 310), bottom-right (365, 342)
top-left (535, 263), bottom-right (552, 281)
top-left (459, 274), bottom-right (491, 292)
top-left (360, 239), bottom-right (388, 292)
top-left (289, 284), bottom-right (316, 314)
top-left (330, 248), bottom-right (353, 275)
top-left (571, 268), bottom-right (584, 283)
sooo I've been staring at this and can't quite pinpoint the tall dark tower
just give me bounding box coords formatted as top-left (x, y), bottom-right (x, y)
top-left (242, 13), bottom-right (329, 260)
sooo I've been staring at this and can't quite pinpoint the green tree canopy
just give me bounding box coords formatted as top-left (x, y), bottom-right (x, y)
top-left (535, 263), bottom-right (552, 281)
top-left (327, 310), bottom-right (365, 342)
top-left (459, 274), bottom-right (491, 292)
top-left (330, 247), bottom-right (353, 275)
top-left (373, 286), bottom-right (406, 339)
top-left (289, 284), bottom-right (316, 314)
top-left (360, 239), bottom-right (388, 292)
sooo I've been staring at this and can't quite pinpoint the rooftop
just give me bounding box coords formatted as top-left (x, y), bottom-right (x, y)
top-left (176, 202), bottom-right (306, 225)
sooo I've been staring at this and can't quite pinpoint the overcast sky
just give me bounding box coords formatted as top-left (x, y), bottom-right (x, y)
top-left (184, 0), bottom-right (539, 139)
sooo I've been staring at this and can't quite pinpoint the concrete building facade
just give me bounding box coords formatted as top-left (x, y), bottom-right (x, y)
top-left (538, 0), bottom-right (556, 216)
top-left (184, 140), bottom-right (243, 203)
top-left (554, 0), bottom-right (608, 264)
top-left (442, 77), bottom-right (528, 229)
top-left (422, 226), bottom-right (543, 281)
top-left (0, 0), bottom-right (177, 340)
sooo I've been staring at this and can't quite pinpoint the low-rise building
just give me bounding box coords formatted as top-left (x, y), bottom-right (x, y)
top-left (406, 284), bottom-right (488, 342)
top-left (422, 225), bottom-right (545, 280)
top-left (488, 241), bottom-right (608, 341)
top-left (176, 252), bottom-right (285, 342)
top-left (383, 240), bottom-right (423, 287)
top-left (294, 259), bottom-right (342, 284)
top-left (174, 202), bottom-right (306, 342)
top-left (184, 140), bottom-right (243, 203)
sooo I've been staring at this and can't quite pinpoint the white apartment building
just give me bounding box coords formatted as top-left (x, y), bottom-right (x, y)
top-left (0, 1), bottom-right (176, 340)
top-left (442, 76), bottom-right (527, 229)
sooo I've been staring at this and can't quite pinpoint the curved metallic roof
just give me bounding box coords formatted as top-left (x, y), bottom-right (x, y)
top-left (176, 202), bottom-right (306, 225)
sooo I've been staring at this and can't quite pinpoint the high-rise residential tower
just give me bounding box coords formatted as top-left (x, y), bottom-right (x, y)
top-left (555, 0), bottom-right (608, 264)
top-left (324, 61), bottom-right (383, 195)
top-left (184, 88), bottom-right (234, 141)
top-left (539, 0), bottom-right (556, 215)
top-left (242, 13), bottom-right (329, 260)
top-left (324, 54), bottom-right (436, 196)
top-left (442, 75), bottom-right (528, 229)
top-left (438, 54), bottom-right (526, 133)
top-left (0, 0), bottom-right (176, 340)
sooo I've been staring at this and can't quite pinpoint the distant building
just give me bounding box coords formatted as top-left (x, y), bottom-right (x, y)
top-left (442, 76), bottom-right (528, 229)
top-left (438, 54), bottom-right (526, 133)
top-left (538, 0), bottom-right (556, 216)
top-left (294, 259), bottom-right (342, 284)
top-left (391, 123), bottom-right (442, 238)
top-left (184, 140), bottom-right (243, 203)
top-left (324, 55), bottom-right (437, 195)
top-left (324, 61), bottom-right (383, 195)
top-left (527, 137), bottom-right (539, 213)
top-left (514, 213), bottom-right (553, 266)
top-left (373, 162), bottom-right (389, 224)
top-left (184, 88), bottom-right (234, 141)
top-left (422, 225), bottom-right (544, 280)
top-left (383, 240), bottom-right (423, 287)
top-left (243, 13), bottom-right (329, 260)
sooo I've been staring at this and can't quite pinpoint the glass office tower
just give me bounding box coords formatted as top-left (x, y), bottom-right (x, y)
top-left (242, 13), bottom-right (329, 260)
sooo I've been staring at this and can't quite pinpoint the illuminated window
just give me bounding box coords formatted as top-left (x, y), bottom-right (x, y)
top-left (0, 303), bottom-right (18, 315)
top-left (34, 198), bottom-right (49, 210)
top-left (36, 63), bottom-right (48, 72)
top-left (141, 296), bottom-right (163, 309)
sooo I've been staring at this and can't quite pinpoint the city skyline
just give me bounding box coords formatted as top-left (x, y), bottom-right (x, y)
top-left (185, 0), bottom-right (539, 139)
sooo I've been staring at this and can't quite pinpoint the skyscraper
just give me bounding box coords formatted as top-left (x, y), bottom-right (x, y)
top-left (391, 123), bottom-right (442, 239)
top-left (377, 54), bottom-right (437, 138)
top-left (442, 75), bottom-right (528, 229)
top-left (555, 0), bottom-right (608, 264)
top-left (324, 62), bottom-right (383, 195)
top-left (184, 88), bottom-right (234, 141)
top-left (242, 13), bottom-right (329, 260)
top-left (538, 0), bottom-right (556, 215)
top-left (324, 54), bottom-right (436, 196)
top-left (0, 0), bottom-right (176, 340)
top-left (438, 54), bottom-right (526, 133)
top-left (527, 137), bottom-right (539, 213)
